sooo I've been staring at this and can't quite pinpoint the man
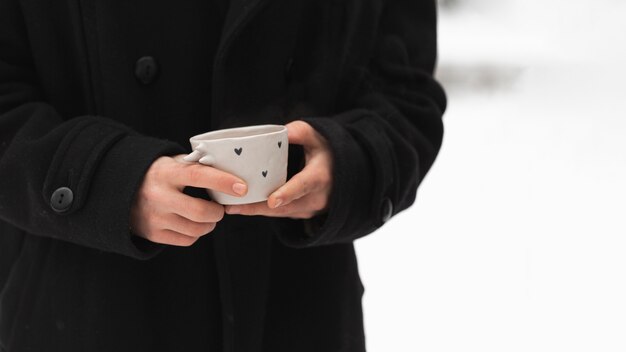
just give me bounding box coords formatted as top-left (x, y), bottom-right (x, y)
top-left (0, 0), bottom-right (446, 351)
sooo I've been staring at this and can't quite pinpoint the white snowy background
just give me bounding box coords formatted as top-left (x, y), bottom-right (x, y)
top-left (356, 0), bottom-right (626, 351)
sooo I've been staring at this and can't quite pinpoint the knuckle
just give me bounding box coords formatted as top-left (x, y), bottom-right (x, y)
top-left (186, 202), bottom-right (207, 221)
top-left (143, 185), bottom-right (161, 202)
top-left (166, 232), bottom-right (196, 247)
top-left (192, 222), bottom-right (215, 237)
top-left (192, 228), bottom-right (206, 238)
top-left (147, 157), bottom-right (172, 181)
top-left (205, 222), bottom-right (217, 234)
top-left (216, 174), bottom-right (237, 194)
top-left (184, 222), bottom-right (201, 237)
top-left (186, 202), bottom-right (223, 223)
top-left (302, 123), bottom-right (315, 141)
top-left (186, 165), bottom-right (205, 185)
top-left (145, 163), bottom-right (161, 182)
top-left (152, 230), bottom-right (171, 245)
top-left (298, 122), bottom-right (313, 138)
top-left (213, 206), bottom-right (225, 222)
top-left (179, 237), bottom-right (197, 247)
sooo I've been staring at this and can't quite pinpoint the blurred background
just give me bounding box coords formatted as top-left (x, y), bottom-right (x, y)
top-left (356, 0), bottom-right (626, 351)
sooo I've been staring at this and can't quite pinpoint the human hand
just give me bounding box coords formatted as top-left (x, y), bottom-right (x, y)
top-left (130, 155), bottom-right (248, 246)
top-left (224, 120), bottom-right (333, 219)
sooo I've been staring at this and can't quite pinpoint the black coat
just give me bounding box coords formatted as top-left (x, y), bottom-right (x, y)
top-left (0, 0), bottom-right (446, 351)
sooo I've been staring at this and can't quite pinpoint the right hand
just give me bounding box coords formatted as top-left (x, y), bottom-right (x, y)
top-left (130, 154), bottom-right (248, 246)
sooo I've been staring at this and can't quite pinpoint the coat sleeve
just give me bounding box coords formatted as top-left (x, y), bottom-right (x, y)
top-left (275, 0), bottom-right (446, 247)
top-left (0, 0), bottom-right (185, 259)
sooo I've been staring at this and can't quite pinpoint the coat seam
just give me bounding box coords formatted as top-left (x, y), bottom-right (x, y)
top-left (77, 0), bottom-right (103, 115)
top-left (75, 0), bottom-right (97, 114)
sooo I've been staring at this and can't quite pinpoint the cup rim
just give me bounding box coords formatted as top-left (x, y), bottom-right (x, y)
top-left (189, 124), bottom-right (286, 144)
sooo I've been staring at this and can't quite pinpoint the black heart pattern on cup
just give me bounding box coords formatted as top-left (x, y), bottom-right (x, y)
top-left (278, 141), bottom-right (282, 148)
top-left (234, 147), bottom-right (242, 155)
top-left (262, 170), bottom-right (268, 177)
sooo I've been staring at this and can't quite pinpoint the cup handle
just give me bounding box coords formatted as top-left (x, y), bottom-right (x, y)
top-left (183, 143), bottom-right (216, 166)
top-left (198, 154), bottom-right (215, 166)
top-left (183, 149), bottom-right (204, 163)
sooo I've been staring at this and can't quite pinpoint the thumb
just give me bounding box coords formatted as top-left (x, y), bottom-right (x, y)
top-left (286, 120), bottom-right (321, 147)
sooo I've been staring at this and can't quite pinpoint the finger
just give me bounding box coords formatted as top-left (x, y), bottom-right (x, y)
top-left (226, 195), bottom-right (327, 217)
top-left (268, 165), bottom-right (326, 208)
top-left (145, 229), bottom-right (199, 247)
top-left (267, 171), bottom-right (312, 209)
top-left (225, 201), bottom-right (274, 216)
top-left (287, 211), bottom-right (318, 220)
top-left (286, 120), bottom-right (323, 147)
top-left (167, 193), bottom-right (225, 223)
top-left (156, 213), bottom-right (216, 238)
top-left (171, 162), bottom-right (248, 197)
top-left (137, 180), bottom-right (225, 223)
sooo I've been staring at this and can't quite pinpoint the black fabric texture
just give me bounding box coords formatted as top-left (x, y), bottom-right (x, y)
top-left (0, 0), bottom-right (446, 351)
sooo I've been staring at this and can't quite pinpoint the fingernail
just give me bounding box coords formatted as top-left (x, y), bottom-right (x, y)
top-left (227, 205), bottom-right (241, 214)
top-left (273, 198), bottom-right (283, 208)
top-left (232, 183), bottom-right (247, 196)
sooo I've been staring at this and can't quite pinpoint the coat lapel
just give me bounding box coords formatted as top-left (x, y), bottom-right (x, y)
top-left (211, 0), bottom-right (270, 128)
top-left (211, 3), bottom-right (273, 346)
top-left (219, 0), bottom-right (269, 54)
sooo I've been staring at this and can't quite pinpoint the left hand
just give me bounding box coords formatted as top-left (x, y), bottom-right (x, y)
top-left (224, 120), bottom-right (333, 219)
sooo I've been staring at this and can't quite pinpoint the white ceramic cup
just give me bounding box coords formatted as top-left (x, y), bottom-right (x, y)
top-left (183, 124), bottom-right (288, 205)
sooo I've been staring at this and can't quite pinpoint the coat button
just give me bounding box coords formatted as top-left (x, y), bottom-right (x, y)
top-left (50, 187), bottom-right (74, 213)
top-left (134, 56), bottom-right (159, 84)
top-left (380, 197), bottom-right (393, 223)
